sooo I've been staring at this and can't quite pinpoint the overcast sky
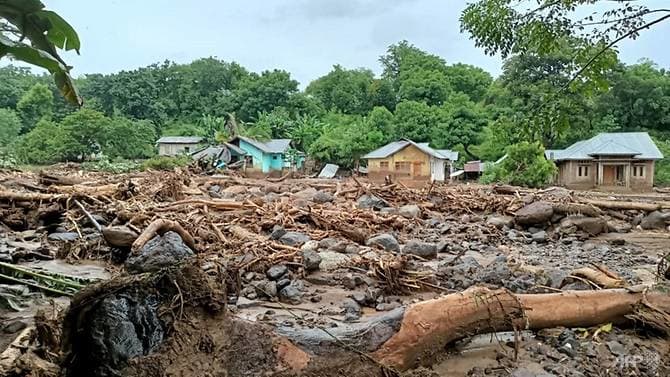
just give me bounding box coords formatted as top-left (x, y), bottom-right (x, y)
top-left (45, 0), bottom-right (670, 86)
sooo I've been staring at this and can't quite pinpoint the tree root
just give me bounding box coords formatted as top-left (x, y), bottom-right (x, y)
top-left (131, 219), bottom-right (197, 254)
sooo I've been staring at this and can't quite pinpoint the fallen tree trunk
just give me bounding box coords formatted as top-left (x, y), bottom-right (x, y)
top-left (552, 202), bottom-right (602, 218)
top-left (579, 198), bottom-right (661, 212)
top-left (0, 189), bottom-right (66, 202)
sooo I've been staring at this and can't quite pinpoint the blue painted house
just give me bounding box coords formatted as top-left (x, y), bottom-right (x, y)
top-left (230, 136), bottom-right (304, 173)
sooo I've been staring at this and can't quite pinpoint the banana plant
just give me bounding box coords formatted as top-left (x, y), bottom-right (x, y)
top-left (0, 0), bottom-right (82, 106)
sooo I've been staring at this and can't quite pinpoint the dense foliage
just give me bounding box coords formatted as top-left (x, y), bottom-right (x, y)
top-left (1, 34), bottom-right (670, 185)
top-left (481, 142), bottom-right (556, 188)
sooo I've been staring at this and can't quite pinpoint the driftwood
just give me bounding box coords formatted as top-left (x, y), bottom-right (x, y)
top-left (155, 198), bottom-right (248, 211)
top-left (568, 267), bottom-right (626, 288)
top-left (38, 172), bottom-right (85, 186)
top-left (131, 219), bottom-right (197, 254)
top-left (580, 198), bottom-right (661, 212)
top-left (552, 202), bottom-right (602, 217)
top-left (0, 189), bottom-right (66, 202)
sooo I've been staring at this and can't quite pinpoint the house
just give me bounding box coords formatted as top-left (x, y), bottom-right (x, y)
top-left (362, 139), bottom-right (458, 183)
top-left (229, 136), bottom-right (304, 174)
top-left (545, 132), bottom-right (663, 191)
top-left (190, 143), bottom-right (248, 168)
top-left (156, 136), bottom-right (204, 156)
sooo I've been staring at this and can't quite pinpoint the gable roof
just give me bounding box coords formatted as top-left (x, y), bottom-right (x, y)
top-left (157, 136), bottom-right (204, 144)
top-left (233, 136), bottom-right (292, 153)
top-left (362, 139), bottom-right (457, 160)
top-left (545, 132), bottom-right (663, 161)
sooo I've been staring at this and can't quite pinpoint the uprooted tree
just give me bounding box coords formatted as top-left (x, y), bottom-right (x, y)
top-left (0, 0), bottom-right (81, 105)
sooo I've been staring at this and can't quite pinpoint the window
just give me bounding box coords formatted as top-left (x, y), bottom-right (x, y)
top-left (184, 146), bottom-right (190, 153)
top-left (272, 155), bottom-right (278, 160)
top-left (379, 161), bottom-right (389, 170)
top-left (394, 161), bottom-right (411, 172)
top-left (578, 165), bottom-right (589, 177)
top-left (633, 165), bottom-right (645, 178)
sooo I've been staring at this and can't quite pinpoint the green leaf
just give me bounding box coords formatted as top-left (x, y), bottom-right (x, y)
top-left (35, 10), bottom-right (81, 53)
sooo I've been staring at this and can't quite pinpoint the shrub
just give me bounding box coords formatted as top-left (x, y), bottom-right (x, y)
top-left (81, 158), bottom-right (141, 174)
top-left (141, 155), bottom-right (191, 171)
top-left (0, 150), bottom-right (17, 169)
top-left (481, 141), bottom-right (556, 188)
top-left (653, 137), bottom-right (670, 187)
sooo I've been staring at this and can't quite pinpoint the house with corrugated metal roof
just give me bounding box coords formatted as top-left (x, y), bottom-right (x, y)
top-left (545, 132), bottom-right (663, 191)
top-left (362, 139), bottom-right (458, 183)
top-left (229, 136), bottom-right (304, 173)
top-left (156, 136), bottom-right (204, 156)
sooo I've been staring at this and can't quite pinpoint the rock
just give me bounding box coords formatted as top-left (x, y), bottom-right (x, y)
top-left (640, 211), bottom-right (670, 230)
top-left (263, 184), bottom-right (281, 194)
top-left (300, 240), bottom-right (319, 252)
top-left (515, 201), bottom-right (554, 225)
top-left (276, 279), bottom-right (291, 290)
top-left (278, 231), bottom-right (310, 246)
top-left (344, 244), bottom-right (360, 254)
top-left (606, 340), bottom-right (626, 356)
top-left (266, 264), bottom-right (288, 280)
top-left (351, 292), bottom-right (367, 305)
top-left (47, 232), bottom-right (79, 242)
top-left (376, 302), bottom-right (401, 311)
top-left (223, 185), bottom-right (247, 195)
top-left (254, 280), bottom-right (278, 298)
top-left (263, 193), bottom-right (280, 203)
top-left (486, 215), bottom-right (514, 229)
top-left (436, 241), bottom-right (449, 253)
top-left (402, 240), bottom-right (437, 258)
top-left (301, 250), bottom-right (322, 272)
top-left (341, 298), bottom-right (362, 321)
top-left (357, 194), bottom-right (389, 210)
top-left (318, 251), bottom-right (352, 271)
top-left (317, 237), bottom-right (339, 250)
top-left (528, 227), bottom-right (543, 234)
top-left (379, 207), bottom-right (398, 215)
top-left (279, 284), bottom-right (302, 304)
top-left (341, 273), bottom-right (360, 290)
top-left (398, 204), bottom-right (421, 219)
top-left (312, 191), bottom-right (334, 204)
top-left (561, 216), bottom-right (608, 235)
top-left (101, 226), bottom-right (138, 248)
top-left (608, 221), bottom-right (632, 233)
top-left (557, 329), bottom-right (579, 357)
top-left (270, 225), bottom-right (286, 240)
top-left (125, 231), bottom-right (194, 273)
top-left (531, 231), bottom-right (547, 243)
top-left (366, 233), bottom-right (400, 252)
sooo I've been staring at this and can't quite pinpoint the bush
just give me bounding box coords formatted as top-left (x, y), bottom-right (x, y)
top-left (481, 141), bottom-right (556, 188)
top-left (81, 158), bottom-right (141, 174)
top-left (0, 150), bottom-right (17, 169)
top-left (13, 119), bottom-right (66, 164)
top-left (141, 155), bottom-right (191, 171)
top-left (653, 137), bottom-right (670, 186)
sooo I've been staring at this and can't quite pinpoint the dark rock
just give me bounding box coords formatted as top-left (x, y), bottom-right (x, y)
top-left (352, 292), bottom-right (367, 305)
top-left (557, 329), bottom-right (579, 357)
top-left (276, 279), bottom-right (291, 290)
top-left (266, 264), bottom-right (289, 280)
top-left (341, 298), bottom-right (362, 321)
top-left (125, 231), bottom-right (194, 273)
top-left (357, 194), bottom-right (389, 210)
top-left (398, 204), bottom-right (421, 219)
top-left (402, 240), bottom-right (437, 259)
top-left (561, 216), bottom-right (608, 235)
top-left (341, 273), bottom-right (360, 290)
top-left (270, 225), bottom-right (286, 240)
top-left (2, 319), bottom-right (27, 333)
top-left (486, 215), bottom-right (513, 229)
top-left (64, 290), bottom-right (163, 376)
top-left (515, 201), bottom-right (554, 225)
top-left (301, 250), bottom-right (322, 271)
top-left (344, 244), bottom-right (360, 254)
top-left (312, 191), bottom-right (334, 204)
top-left (47, 232), bottom-right (79, 242)
top-left (366, 233), bottom-right (400, 252)
top-left (606, 340), bottom-right (626, 356)
top-left (279, 284), bottom-right (302, 304)
top-left (640, 211), bottom-right (670, 230)
top-left (279, 231), bottom-right (310, 246)
top-left (254, 280), bottom-right (278, 298)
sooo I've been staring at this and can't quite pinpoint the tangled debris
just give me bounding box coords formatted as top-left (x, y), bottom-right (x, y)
top-left (1, 166), bottom-right (670, 376)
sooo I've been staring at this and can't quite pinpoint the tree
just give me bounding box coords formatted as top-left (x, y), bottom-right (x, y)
top-left (481, 141), bottom-right (556, 188)
top-left (432, 94), bottom-right (489, 158)
top-left (289, 115), bottom-right (325, 152)
top-left (232, 69), bottom-right (299, 122)
top-left (306, 65), bottom-right (376, 115)
top-left (13, 119), bottom-right (64, 164)
top-left (0, 66), bottom-right (40, 109)
top-left (16, 83), bottom-right (54, 132)
top-left (58, 109), bottom-right (111, 161)
top-left (0, 1), bottom-right (81, 105)
top-left (0, 108), bottom-right (22, 145)
top-left (444, 63), bottom-right (492, 102)
top-left (103, 118), bottom-right (156, 159)
top-left (392, 100), bottom-right (442, 142)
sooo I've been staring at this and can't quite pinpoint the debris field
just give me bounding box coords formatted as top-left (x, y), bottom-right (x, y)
top-left (1, 166), bottom-right (670, 377)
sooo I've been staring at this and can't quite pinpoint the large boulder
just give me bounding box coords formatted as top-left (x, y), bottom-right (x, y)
top-left (560, 216), bottom-right (608, 236)
top-left (312, 191), bottom-right (334, 204)
top-left (366, 233), bottom-right (400, 252)
top-left (398, 204), bottom-right (421, 219)
top-left (125, 231), bottom-right (194, 273)
top-left (318, 251), bottom-right (352, 271)
top-left (402, 240), bottom-right (437, 259)
top-left (301, 250), bottom-right (322, 271)
top-left (357, 194), bottom-right (389, 210)
top-left (640, 211), bottom-right (670, 230)
top-left (515, 201), bottom-right (554, 226)
top-left (486, 215), bottom-right (514, 229)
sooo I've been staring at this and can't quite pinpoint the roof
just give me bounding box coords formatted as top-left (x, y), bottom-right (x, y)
top-left (545, 132), bottom-right (663, 161)
top-left (156, 136), bottom-right (204, 144)
top-left (318, 164), bottom-right (339, 178)
top-left (362, 139), bottom-right (457, 160)
top-left (234, 136), bottom-right (292, 154)
top-left (191, 143), bottom-right (247, 161)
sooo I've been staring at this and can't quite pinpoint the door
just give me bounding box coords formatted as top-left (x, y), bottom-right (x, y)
top-left (602, 165), bottom-right (616, 186)
top-left (412, 162), bottom-right (422, 178)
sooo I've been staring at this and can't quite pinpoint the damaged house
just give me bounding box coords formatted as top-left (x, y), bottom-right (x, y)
top-left (545, 132), bottom-right (663, 191)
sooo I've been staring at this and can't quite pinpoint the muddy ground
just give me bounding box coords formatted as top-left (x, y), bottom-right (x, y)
top-left (1, 167), bottom-right (670, 376)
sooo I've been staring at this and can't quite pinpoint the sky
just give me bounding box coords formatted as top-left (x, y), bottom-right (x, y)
top-left (43, 0), bottom-right (670, 86)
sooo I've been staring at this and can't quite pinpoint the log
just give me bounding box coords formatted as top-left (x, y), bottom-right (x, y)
top-left (155, 198), bottom-right (248, 211)
top-left (580, 198), bottom-right (660, 212)
top-left (568, 267), bottom-right (625, 288)
top-left (48, 183), bottom-right (120, 196)
top-left (552, 202), bottom-right (602, 218)
top-left (0, 189), bottom-right (66, 202)
top-left (131, 219), bottom-right (197, 254)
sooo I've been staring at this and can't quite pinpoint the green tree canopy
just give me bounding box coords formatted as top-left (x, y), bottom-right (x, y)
top-left (16, 83), bottom-right (54, 133)
top-left (0, 108), bottom-right (22, 145)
